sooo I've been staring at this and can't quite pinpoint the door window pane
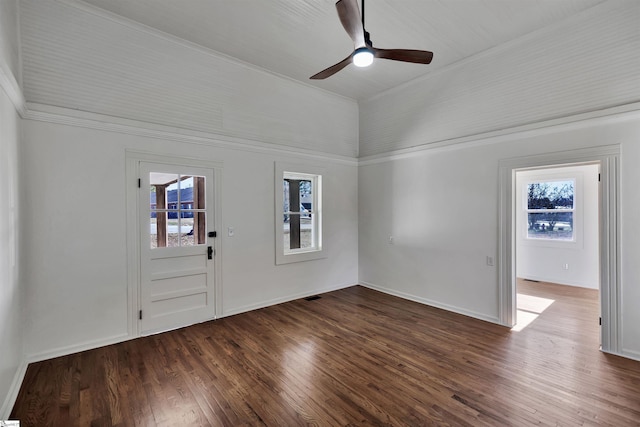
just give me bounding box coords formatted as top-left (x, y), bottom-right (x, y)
top-left (150, 211), bottom-right (166, 249)
top-left (149, 173), bottom-right (206, 248)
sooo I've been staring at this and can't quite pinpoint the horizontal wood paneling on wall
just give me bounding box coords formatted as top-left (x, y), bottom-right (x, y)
top-left (359, 1), bottom-right (640, 157)
top-left (0, 0), bottom-right (19, 82)
top-left (19, 0), bottom-right (358, 157)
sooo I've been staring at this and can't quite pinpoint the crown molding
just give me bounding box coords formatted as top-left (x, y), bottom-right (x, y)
top-left (19, 99), bottom-right (640, 167)
top-left (23, 103), bottom-right (358, 166)
top-left (358, 102), bottom-right (640, 166)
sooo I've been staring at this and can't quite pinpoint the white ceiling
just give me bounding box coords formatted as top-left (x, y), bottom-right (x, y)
top-left (80, 0), bottom-right (605, 100)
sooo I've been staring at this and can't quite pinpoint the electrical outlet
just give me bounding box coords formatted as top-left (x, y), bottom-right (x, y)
top-left (388, 236), bottom-right (394, 244)
top-left (563, 263), bottom-right (569, 270)
top-left (486, 256), bottom-right (494, 266)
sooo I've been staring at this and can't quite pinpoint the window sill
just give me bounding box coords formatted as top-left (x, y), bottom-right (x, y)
top-left (276, 248), bottom-right (326, 265)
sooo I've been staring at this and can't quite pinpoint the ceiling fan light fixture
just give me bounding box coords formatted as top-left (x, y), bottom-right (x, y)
top-left (309, 0), bottom-right (433, 79)
top-left (352, 47), bottom-right (373, 67)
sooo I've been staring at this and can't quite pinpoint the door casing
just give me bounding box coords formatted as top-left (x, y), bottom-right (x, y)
top-left (498, 145), bottom-right (620, 354)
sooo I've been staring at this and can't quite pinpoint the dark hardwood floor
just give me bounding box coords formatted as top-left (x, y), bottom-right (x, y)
top-left (11, 283), bottom-right (640, 426)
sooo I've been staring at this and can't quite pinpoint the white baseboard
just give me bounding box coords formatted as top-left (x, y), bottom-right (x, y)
top-left (26, 333), bottom-right (132, 365)
top-left (0, 358), bottom-right (28, 419)
top-left (519, 274), bottom-right (598, 290)
top-left (221, 283), bottom-right (356, 318)
top-left (619, 348), bottom-right (640, 362)
top-left (25, 283), bottom-right (355, 362)
top-left (360, 281), bottom-right (501, 325)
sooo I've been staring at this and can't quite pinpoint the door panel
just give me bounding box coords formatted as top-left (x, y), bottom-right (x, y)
top-left (150, 288), bottom-right (208, 316)
top-left (150, 272), bottom-right (207, 295)
top-left (150, 253), bottom-right (206, 275)
top-left (139, 162), bottom-right (215, 334)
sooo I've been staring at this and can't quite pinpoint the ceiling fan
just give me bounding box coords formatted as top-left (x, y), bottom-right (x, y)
top-left (310, 0), bottom-right (434, 80)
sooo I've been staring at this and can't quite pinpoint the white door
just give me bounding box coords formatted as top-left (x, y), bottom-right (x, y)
top-left (139, 161), bottom-right (216, 334)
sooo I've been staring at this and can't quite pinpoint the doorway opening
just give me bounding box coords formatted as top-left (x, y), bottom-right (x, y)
top-left (513, 164), bottom-right (600, 334)
top-left (497, 145), bottom-right (620, 355)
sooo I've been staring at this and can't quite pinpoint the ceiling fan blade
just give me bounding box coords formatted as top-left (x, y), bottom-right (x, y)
top-left (373, 48), bottom-right (434, 64)
top-left (310, 54), bottom-right (352, 80)
top-left (336, 0), bottom-right (366, 48)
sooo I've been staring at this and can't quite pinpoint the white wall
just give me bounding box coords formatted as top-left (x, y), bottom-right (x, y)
top-left (359, 116), bottom-right (640, 360)
top-left (0, 0), bottom-right (24, 418)
top-left (21, 119), bottom-right (359, 359)
top-left (515, 165), bottom-right (600, 289)
top-left (359, 142), bottom-right (503, 322)
top-left (7, 0), bottom-right (640, 387)
top-left (358, 0), bottom-right (640, 360)
top-left (0, 76), bottom-right (22, 419)
top-left (14, 0), bottom-right (360, 360)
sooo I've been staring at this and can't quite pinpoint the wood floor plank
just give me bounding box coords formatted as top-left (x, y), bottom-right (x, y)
top-left (10, 282), bottom-right (640, 426)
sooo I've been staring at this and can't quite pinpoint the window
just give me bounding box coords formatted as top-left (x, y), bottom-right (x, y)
top-left (275, 162), bottom-right (324, 264)
top-left (149, 173), bottom-right (206, 248)
top-left (525, 179), bottom-right (574, 241)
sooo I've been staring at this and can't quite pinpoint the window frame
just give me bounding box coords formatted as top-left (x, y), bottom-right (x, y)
top-left (520, 171), bottom-right (584, 249)
top-left (524, 178), bottom-right (576, 242)
top-left (275, 162), bottom-right (325, 265)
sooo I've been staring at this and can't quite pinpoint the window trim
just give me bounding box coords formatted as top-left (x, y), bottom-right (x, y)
top-left (275, 162), bottom-right (325, 265)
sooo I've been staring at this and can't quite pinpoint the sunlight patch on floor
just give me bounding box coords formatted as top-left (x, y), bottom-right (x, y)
top-left (512, 293), bottom-right (555, 332)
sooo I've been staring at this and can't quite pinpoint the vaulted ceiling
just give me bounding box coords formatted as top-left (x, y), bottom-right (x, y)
top-left (79, 0), bottom-right (605, 100)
